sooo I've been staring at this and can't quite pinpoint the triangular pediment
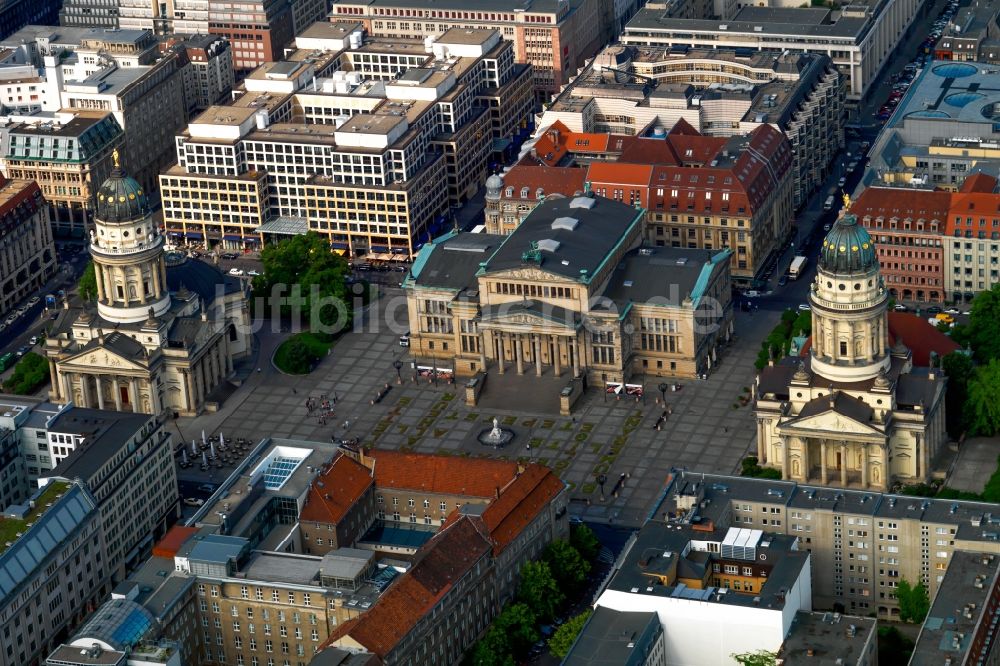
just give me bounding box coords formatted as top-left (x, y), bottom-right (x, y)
top-left (60, 346), bottom-right (148, 372)
top-left (481, 266), bottom-right (579, 284)
top-left (480, 308), bottom-right (578, 331)
top-left (779, 410), bottom-right (883, 437)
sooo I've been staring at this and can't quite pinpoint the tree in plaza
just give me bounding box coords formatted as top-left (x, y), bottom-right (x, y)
top-left (77, 261), bottom-right (98, 302)
top-left (517, 561), bottom-right (564, 623)
top-left (941, 351), bottom-right (973, 438)
top-left (570, 523), bottom-right (600, 562)
top-left (543, 539), bottom-right (591, 594)
top-left (966, 359), bottom-right (1000, 436)
top-left (967, 284), bottom-right (1000, 361)
top-left (253, 232), bottom-right (351, 334)
top-left (896, 578), bottom-right (930, 623)
top-left (730, 650), bottom-right (778, 666)
top-left (548, 609), bottom-right (592, 659)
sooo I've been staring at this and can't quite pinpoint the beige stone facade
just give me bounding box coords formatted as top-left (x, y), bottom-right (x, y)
top-left (0, 178), bottom-right (56, 317)
top-left (406, 195), bottom-right (734, 384)
top-left (45, 158), bottom-right (250, 416)
top-left (755, 211), bottom-right (948, 491)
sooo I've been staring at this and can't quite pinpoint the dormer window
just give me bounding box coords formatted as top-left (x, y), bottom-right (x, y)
top-left (520, 187), bottom-right (529, 198)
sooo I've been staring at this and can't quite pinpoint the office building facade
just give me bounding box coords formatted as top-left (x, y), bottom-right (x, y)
top-left (0, 177), bottom-right (56, 316)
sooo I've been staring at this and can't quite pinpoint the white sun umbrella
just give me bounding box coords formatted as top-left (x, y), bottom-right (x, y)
top-left (181, 449), bottom-right (189, 465)
top-left (191, 439), bottom-right (199, 455)
top-left (202, 430), bottom-right (207, 448)
top-left (202, 451), bottom-right (209, 467)
top-left (210, 440), bottom-right (217, 459)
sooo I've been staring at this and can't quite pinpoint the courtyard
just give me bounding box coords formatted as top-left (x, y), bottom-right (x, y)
top-left (176, 289), bottom-right (780, 527)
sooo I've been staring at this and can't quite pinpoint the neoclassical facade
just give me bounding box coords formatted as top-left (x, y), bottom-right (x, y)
top-left (44, 153), bottom-right (251, 416)
top-left (405, 195), bottom-right (734, 383)
top-left (754, 207), bottom-right (948, 490)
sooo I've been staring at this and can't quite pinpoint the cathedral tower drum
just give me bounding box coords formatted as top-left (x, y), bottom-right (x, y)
top-left (91, 149), bottom-right (171, 324)
top-left (808, 202), bottom-right (890, 383)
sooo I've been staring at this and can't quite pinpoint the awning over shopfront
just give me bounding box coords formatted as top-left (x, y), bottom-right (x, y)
top-left (185, 231), bottom-right (203, 239)
top-left (223, 235), bottom-right (243, 241)
top-left (256, 216), bottom-right (308, 236)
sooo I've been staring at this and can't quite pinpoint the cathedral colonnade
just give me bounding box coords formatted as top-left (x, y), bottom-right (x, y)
top-left (780, 434), bottom-right (889, 491)
top-left (483, 329), bottom-right (585, 378)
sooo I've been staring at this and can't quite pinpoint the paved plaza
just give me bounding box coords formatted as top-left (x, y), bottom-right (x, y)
top-left (947, 436), bottom-right (999, 494)
top-left (176, 290), bottom-right (780, 527)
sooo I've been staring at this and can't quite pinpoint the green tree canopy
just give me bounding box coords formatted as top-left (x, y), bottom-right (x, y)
top-left (254, 232), bottom-right (352, 334)
top-left (548, 609), bottom-right (592, 659)
top-left (942, 351), bottom-right (973, 438)
top-left (470, 629), bottom-right (516, 666)
top-left (2, 352), bottom-right (49, 395)
top-left (517, 561), bottom-right (564, 623)
top-left (897, 578), bottom-right (930, 623)
top-left (966, 359), bottom-right (1000, 436)
top-left (967, 284), bottom-right (1000, 361)
top-left (543, 539), bottom-right (591, 594)
top-left (731, 650), bottom-right (778, 666)
top-left (495, 603), bottom-right (540, 657)
top-left (77, 261), bottom-right (97, 302)
top-left (570, 523), bottom-right (600, 562)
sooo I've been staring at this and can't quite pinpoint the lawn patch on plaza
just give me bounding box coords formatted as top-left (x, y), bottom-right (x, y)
top-left (574, 433), bottom-right (589, 442)
top-left (273, 332), bottom-right (335, 374)
top-left (541, 419), bottom-right (555, 429)
top-left (581, 482), bottom-right (596, 494)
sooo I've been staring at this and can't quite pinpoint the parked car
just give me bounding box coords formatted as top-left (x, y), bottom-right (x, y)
top-left (27, 296), bottom-right (39, 306)
top-left (197, 483), bottom-right (216, 494)
top-left (927, 305), bottom-right (942, 314)
top-left (183, 498), bottom-right (205, 507)
top-left (28, 336), bottom-right (38, 345)
top-left (778, 275), bottom-right (788, 286)
top-left (798, 303), bottom-right (811, 311)
top-left (944, 308), bottom-right (961, 315)
top-left (893, 303), bottom-right (909, 311)
top-left (399, 333), bottom-right (410, 347)
top-left (228, 268), bottom-right (245, 276)
top-left (247, 269), bottom-right (260, 277)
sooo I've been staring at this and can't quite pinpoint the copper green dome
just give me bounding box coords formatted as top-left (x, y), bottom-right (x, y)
top-left (96, 150), bottom-right (149, 223)
top-left (820, 212), bottom-right (878, 273)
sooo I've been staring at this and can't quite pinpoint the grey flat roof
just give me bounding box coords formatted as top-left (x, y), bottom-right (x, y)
top-left (409, 232), bottom-right (501, 293)
top-left (243, 552), bottom-right (322, 586)
top-left (44, 644), bottom-right (125, 665)
top-left (320, 548), bottom-right (374, 579)
top-left (780, 612), bottom-right (876, 664)
top-left (353, 0), bottom-right (575, 16)
top-left (483, 195), bottom-right (643, 282)
top-left (602, 246), bottom-right (722, 308)
top-left (46, 409), bottom-right (152, 483)
top-left (885, 60), bottom-right (1000, 127)
top-left (188, 534), bottom-right (248, 564)
top-left (563, 607), bottom-right (660, 665)
top-left (625, 6), bottom-right (868, 39)
top-left (911, 551), bottom-right (1000, 665)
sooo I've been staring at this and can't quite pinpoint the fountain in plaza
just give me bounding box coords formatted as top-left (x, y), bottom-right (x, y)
top-left (477, 417), bottom-right (514, 449)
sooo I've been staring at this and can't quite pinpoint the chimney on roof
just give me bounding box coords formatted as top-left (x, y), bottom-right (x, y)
top-left (495, 486), bottom-right (501, 500)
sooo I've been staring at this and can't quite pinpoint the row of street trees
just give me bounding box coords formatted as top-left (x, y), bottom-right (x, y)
top-left (469, 524), bottom-right (599, 665)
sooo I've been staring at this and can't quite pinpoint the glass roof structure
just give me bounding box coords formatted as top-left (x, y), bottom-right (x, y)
top-left (73, 599), bottom-right (155, 650)
top-left (262, 456), bottom-right (305, 490)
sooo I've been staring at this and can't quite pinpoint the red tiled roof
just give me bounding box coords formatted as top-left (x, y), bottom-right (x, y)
top-left (586, 162), bottom-right (653, 187)
top-left (0, 178), bottom-right (42, 220)
top-left (946, 191), bottom-right (1000, 235)
top-left (479, 466), bottom-right (564, 554)
top-left (885, 312), bottom-right (961, 365)
top-left (853, 187), bottom-right (951, 223)
top-left (325, 517), bottom-right (491, 658)
top-left (365, 449), bottom-right (519, 498)
top-left (300, 454), bottom-right (373, 524)
top-left (152, 526), bottom-right (198, 558)
top-left (960, 173), bottom-right (997, 193)
top-left (498, 165), bottom-right (587, 200)
top-left (798, 312), bottom-right (960, 367)
top-left (668, 117), bottom-right (701, 136)
top-left (616, 136), bottom-right (679, 165)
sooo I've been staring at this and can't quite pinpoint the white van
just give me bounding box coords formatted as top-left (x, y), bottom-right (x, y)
top-left (399, 333), bottom-right (410, 347)
top-left (824, 195), bottom-right (835, 211)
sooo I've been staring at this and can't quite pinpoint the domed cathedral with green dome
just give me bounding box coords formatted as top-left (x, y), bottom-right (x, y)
top-left (42, 151), bottom-right (252, 416)
top-left (753, 197), bottom-right (949, 492)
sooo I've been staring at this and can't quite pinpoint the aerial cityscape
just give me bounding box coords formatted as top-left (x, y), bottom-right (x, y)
top-left (0, 0), bottom-right (999, 663)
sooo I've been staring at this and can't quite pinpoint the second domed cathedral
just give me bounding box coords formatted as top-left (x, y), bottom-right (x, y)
top-left (43, 152), bottom-right (251, 416)
top-left (754, 201), bottom-right (949, 490)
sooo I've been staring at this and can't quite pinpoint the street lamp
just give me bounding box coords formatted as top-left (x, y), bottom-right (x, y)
top-left (393, 359), bottom-right (402, 385)
top-left (658, 382), bottom-right (668, 405)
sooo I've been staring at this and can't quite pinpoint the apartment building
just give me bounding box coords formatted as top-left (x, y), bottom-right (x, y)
top-left (622, 0), bottom-right (929, 102)
top-left (405, 195), bottom-right (735, 382)
top-left (0, 176), bottom-right (56, 316)
top-left (0, 27), bottom-right (190, 224)
top-left (661, 470), bottom-right (1000, 619)
top-left (39, 408), bottom-right (180, 582)
top-left (542, 46), bottom-right (845, 209)
top-left (0, 482), bottom-right (110, 666)
top-left (0, 398), bottom-right (62, 494)
top-left (851, 174), bottom-right (1000, 303)
top-left (934, 1), bottom-right (1000, 63)
top-left (853, 186), bottom-right (949, 303)
top-left (0, 406), bottom-right (27, 512)
top-left (161, 35), bottom-right (235, 115)
top-left (208, 0), bottom-right (295, 72)
top-left (910, 551), bottom-right (1000, 665)
top-left (330, 0), bottom-right (606, 100)
top-left (161, 26), bottom-right (533, 256)
top-left (512, 120), bottom-right (793, 285)
top-left (484, 165), bottom-right (587, 235)
top-left (0, 110), bottom-right (123, 238)
top-left (59, 0), bottom-right (120, 29)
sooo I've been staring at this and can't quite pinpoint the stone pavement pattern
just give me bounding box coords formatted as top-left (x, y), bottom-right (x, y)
top-left (178, 292), bottom-right (780, 527)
